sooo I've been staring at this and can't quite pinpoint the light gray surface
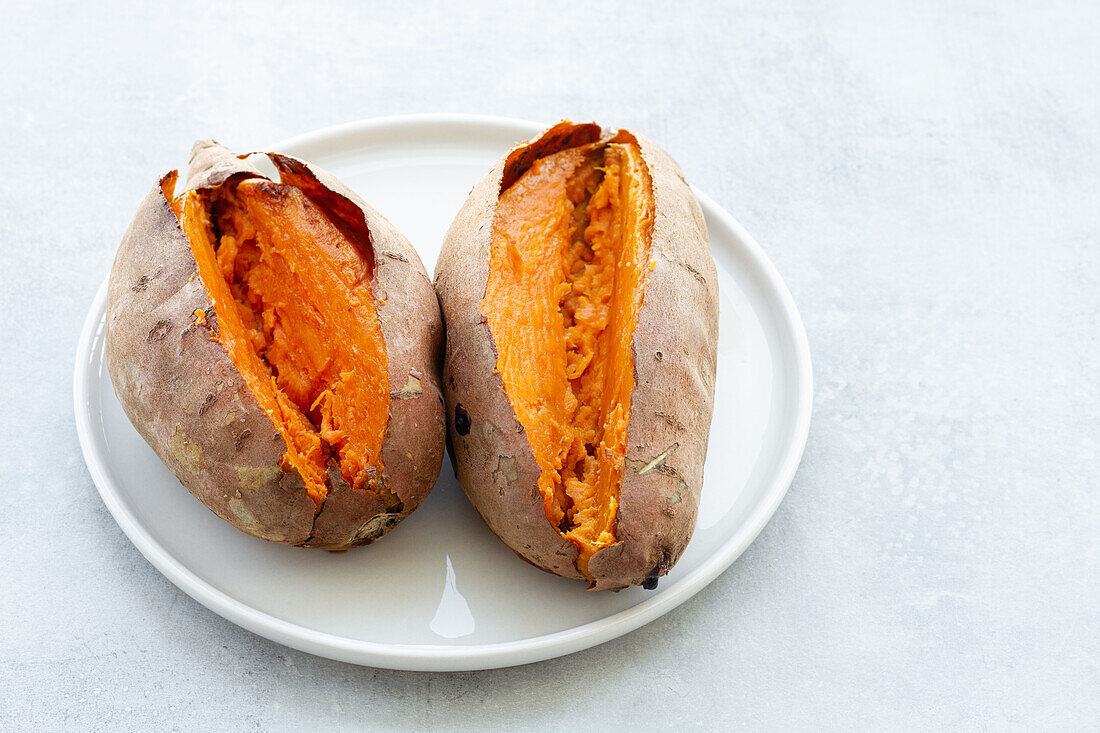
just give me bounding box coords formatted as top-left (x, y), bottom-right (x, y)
top-left (1, 0), bottom-right (1096, 730)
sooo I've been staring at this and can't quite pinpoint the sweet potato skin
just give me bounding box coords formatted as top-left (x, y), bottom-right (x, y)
top-left (105, 142), bottom-right (444, 549)
top-left (435, 122), bottom-right (718, 589)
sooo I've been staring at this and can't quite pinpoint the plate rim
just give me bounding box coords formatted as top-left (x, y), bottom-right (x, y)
top-left (74, 113), bottom-right (812, 671)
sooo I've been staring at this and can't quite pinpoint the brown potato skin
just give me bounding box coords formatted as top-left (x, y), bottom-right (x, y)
top-left (106, 141), bottom-right (445, 549)
top-left (435, 122), bottom-right (718, 589)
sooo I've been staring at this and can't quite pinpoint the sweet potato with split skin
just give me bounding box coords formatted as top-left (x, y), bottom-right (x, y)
top-left (106, 141), bottom-right (444, 549)
top-left (435, 121), bottom-right (718, 590)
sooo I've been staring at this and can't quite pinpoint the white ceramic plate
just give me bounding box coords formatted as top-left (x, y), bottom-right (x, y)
top-left (74, 114), bottom-right (811, 671)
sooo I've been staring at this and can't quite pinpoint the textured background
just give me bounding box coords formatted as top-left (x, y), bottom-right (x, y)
top-left (2, 1), bottom-right (1097, 730)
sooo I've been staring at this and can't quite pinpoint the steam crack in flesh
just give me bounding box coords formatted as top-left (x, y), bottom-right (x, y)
top-left (176, 176), bottom-right (399, 511)
top-left (483, 140), bottom-right (654, 577)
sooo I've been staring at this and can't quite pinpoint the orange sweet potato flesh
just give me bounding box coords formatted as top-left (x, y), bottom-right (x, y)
top-left (176, 176), bottom-right (391, 507)
top-left (483, 141), bottom-right (654, 576)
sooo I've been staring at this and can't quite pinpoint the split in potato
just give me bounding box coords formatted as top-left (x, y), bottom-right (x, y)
top-left (437, 122), bottom-right (718, 589)
top-left (178, 174), bottom-right (393, 509)
top-left (485, 137), bottom-right (654, 576)
top-left (106, 142), bottom-right (444, 548)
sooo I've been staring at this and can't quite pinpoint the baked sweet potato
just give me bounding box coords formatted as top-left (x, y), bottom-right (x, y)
top-left (106, 141), bottom-right (444, 549)
top-left (435, 121), bottom-right (718, 589)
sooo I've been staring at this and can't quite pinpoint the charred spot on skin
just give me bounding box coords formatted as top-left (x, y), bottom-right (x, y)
top-left (642, 548), bottom-right (673, 590)
top-left (454, 403), bottom-right (471, 436)
top-left (147, 319), bottom-right (172, 342)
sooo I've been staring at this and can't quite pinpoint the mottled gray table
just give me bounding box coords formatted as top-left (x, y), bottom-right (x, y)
top-left (2, 1), bottom-right (1096, 730)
